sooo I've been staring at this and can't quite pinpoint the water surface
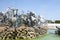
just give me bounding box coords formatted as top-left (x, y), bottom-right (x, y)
top-left (33, 29), bottom-right (60, 40)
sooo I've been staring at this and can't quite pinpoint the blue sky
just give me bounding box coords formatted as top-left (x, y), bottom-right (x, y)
top-left (0, 0), bottom-right (60, 20)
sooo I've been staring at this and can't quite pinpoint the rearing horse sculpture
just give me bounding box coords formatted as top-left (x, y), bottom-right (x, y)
top-left (27, 12), bottom-right (37, 27)
top-left (5, 8), bottom-right (18, 27)
top-left (37, 15), bottom-right (47, 27)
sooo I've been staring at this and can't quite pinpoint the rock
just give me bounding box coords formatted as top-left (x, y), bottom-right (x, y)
top-left (0, 25), bottom-right (48, 40)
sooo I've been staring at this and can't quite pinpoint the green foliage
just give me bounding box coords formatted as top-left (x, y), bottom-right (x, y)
top-left (55, 20), bottom-right (60, 23)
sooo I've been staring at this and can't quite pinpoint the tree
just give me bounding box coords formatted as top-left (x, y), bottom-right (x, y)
top-left (55, 20), bottom-right (60, 23)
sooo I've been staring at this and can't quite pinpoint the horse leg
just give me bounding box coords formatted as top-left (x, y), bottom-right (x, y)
top-left (31, 21), bottom-right (33, 27)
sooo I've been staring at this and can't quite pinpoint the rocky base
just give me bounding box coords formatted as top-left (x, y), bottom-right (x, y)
top-left (0, 25), bottom-right (48, 40)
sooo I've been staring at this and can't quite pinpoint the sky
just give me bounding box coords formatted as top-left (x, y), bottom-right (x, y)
top-left (0, 0), bottom-right (60, 20)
